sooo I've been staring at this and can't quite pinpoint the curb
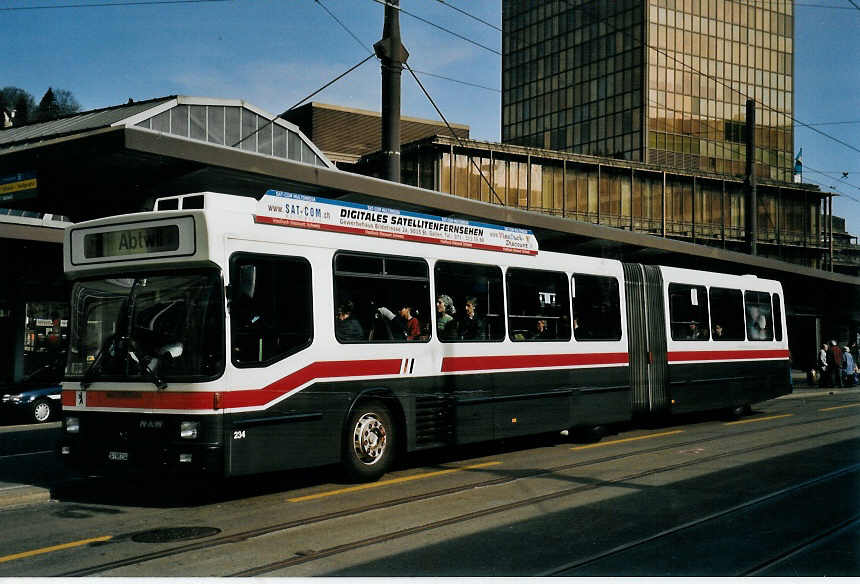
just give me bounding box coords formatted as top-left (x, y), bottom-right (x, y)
top-left (0, 485), bottom-right (52, 510)
top-left (780, 387), bottom-right (860, 399)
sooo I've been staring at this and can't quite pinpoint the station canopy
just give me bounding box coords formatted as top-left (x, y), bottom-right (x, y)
top-left (0, 96), bottom-right (332, 169)
top-left (0, 96), bottom-right (333, 219)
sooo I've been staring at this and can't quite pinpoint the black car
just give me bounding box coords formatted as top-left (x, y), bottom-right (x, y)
top-left (0, 364), bottom-right (63, 424)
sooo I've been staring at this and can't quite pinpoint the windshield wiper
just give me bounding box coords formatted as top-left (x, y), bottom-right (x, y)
top-left (80, 336), bottom-right (168, 391)
top-left (126, 343), bottom-right (168, 391)
top-left (80, 335), bottom-right (116, 390)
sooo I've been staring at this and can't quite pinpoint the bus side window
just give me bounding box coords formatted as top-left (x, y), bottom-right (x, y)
top-left (709, 287), bottom-right (745, 341)
top-left (506, 268), bottom-right (571, 342)
top-left (773, 293), bottom-right (783, 342)
top-left (744, 291), bottom-right (774, 341)
top-left (229, 253), bottom-right (313, 367)
top-left (333, 252), bottom-right (430, 344)
top-left (434, 261), bottom-right (505, 342)
top-left (571, 274), bottom-right (622, 341)
top-left (668, 283), bottom-right (710, 341)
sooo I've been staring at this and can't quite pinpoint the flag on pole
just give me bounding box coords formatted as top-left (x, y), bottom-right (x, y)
top-left (793, 148), bottom-right (802, 182)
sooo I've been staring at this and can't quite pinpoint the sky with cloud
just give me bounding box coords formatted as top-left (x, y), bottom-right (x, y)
top-left (3, 0), bottom-right (858, 233)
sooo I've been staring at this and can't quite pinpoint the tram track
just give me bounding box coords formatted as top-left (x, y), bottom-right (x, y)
top-left (539, 463), bottom-right (860, 576)
top-left (56, 410), bottom-right (860, 577)
top-left (741, 516), bottom-right (860, 576)
top-left (229, 425), bottom-right (860, 577)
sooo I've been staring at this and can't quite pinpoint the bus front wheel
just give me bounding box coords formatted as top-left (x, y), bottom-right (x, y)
top-left (343, 400), bottom-right (395, 482)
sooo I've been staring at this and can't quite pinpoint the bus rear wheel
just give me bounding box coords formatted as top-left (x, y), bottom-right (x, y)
top-left (343, 400), bottom-right (395, 482)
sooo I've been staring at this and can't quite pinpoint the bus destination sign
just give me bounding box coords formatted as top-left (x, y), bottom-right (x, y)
top-left (70, 216), bottom-right (196, 265)
top-left (255, 189), bottom-right (539, 255)
top-left (84, 224), bottom-right (181, 259)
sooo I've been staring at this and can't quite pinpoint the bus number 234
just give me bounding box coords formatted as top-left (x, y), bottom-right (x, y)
top-left (233, 430), bottom-right (246, 440)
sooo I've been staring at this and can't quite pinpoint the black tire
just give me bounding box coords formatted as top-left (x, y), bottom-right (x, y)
top-left (342, 400), bottom-right (395, 482)
top-left (726, 403), bottom-right (749, 420)
top-left (32, 399), bottom-right (53, 423)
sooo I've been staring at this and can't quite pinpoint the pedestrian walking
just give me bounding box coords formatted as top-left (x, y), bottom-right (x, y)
top-left (829, 340), bottom-right (844, 388)
top-left (843, 346), bottom-right (856, 387)
top-left (818, 343), bottom-right (829, 388)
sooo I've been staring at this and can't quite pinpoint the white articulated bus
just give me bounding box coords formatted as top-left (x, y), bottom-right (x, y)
top-left (59, 190), bottom-right (791, 480)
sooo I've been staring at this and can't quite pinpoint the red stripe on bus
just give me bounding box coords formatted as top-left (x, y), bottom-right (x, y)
top-left (441, 352), bottom-right (629, 373)
top-left (62, 390), bottom-right (218, 409)
top-left (221, 358), bottom-right (402, 408)
top-left (667, 349), bottom-right (790, 362)
top-left (62, 359), bottom-right (403, 411)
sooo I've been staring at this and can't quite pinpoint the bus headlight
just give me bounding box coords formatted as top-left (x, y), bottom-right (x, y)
top-left (65, 417), bottom-right (80, 434)
top-left (179, 421), bottom-right (199, 439)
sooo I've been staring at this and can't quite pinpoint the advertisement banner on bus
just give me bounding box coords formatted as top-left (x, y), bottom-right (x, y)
top-left (255, 189), bottom-right (539, 255)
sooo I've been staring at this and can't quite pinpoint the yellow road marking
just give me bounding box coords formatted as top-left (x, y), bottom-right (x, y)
top-left (820, 403), bottom-right (860, 412)
top-left (724, 413), bottom-right (793, 426)
top-left (570, 429), bottom-right (684, 450)
top-left (288, 461), bottom-right (502, 502)
top-left (0, 536), bottom-right (112, 564)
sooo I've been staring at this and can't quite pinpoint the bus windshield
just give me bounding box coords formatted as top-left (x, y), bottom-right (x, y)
top-left (66, 270), bottom-right (225, 385)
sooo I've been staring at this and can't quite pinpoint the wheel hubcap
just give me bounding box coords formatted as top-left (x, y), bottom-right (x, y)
top-left (352, 412), bottom-right (387, 465)
top-left (34, 402), bottom-right (50, 422)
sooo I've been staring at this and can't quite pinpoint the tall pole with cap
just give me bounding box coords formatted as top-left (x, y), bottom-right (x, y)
top-left (375, 0), bottom-right (409, 183)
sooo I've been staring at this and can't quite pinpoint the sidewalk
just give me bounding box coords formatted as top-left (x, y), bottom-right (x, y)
top-left (0, 423), bottom-right (66, 511)
top-left (784, 368), bottom-right (860, 399)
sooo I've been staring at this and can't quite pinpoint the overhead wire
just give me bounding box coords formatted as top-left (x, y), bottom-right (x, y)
top-left (433, 0), bottom-right (501, 32)
top-left (315, 0), bottom-right (500, 93)
top-left (409, 69), bottom-right (500, 93)
top-left (804, 164), bottom-right (860, 198)
top-left (801, 121), bottom-right (860, 127)
top-left (229, 54), bottom-right (376, 149)
top-left (404, 62), bottom-right (504, 205)
top-left (1, 0), bottom-right (229, 10)
top-left (733, 0), bottom-right (860, 8)
top-left (369, 0), bottom-right (501, 55)
top-left (313, 0), bottom-right (501, 199)
top-left (314, 0), bottom-right (373, 55)
top-left (803, 179), bottom-right (860, 207)
top-left (230, 1), bottom-right (500, 161)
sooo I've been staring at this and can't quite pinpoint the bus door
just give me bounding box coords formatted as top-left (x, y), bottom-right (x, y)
top-left (623, 263), bottom-right (669, 416)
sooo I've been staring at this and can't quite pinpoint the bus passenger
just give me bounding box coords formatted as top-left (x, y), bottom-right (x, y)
top-left (436, 295), bottom-right (458, 340)
top-left (397, 304), bottom-right (421, 341)
top-left (533, 319), bottom-right (551, 339)
top-left (335, 301), bottom-right (364, 341)
top-left (687, 322), bottom-right (707, 340)
top-left (712, 323), bottom-right (724, 340)
top-left (746, 306), bottom-right (769, 340)
top-left (748, 314), bottom-right (768, 340)
top-left (460, 296), bottom-right (486, 340)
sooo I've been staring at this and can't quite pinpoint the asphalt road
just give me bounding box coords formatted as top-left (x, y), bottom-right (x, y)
top-left (0, 387), bottom-right (858, 577)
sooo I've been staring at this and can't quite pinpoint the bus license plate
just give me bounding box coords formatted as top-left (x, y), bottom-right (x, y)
top-left (108, 451), bottom-right (129, 462)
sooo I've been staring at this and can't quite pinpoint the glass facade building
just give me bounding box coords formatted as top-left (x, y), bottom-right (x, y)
top-left (357, 135), bottom-right (829, 270)
top-left (502, 0), bottom-right (794, 182)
